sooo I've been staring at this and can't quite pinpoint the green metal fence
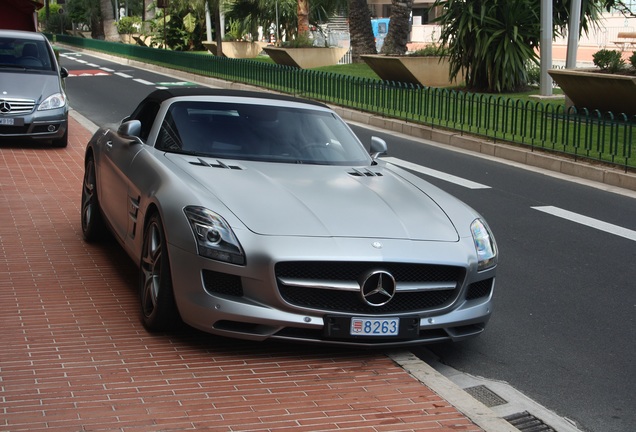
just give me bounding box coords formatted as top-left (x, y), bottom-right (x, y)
top-left (52, 34), bottom-right (635, 171)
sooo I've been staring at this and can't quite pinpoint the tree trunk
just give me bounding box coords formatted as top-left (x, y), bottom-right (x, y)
top-left (214, 2), bottom-right (223, 56)
top-left (144, 0), bottom-right (155, 21)
top-left (100, 0), bottom-right (120, 42)
top-left (380, 0), bottom-right (413, 55)
top-left (297, 0), bottom-right (310, 35)
top-left (348, 0), bottom-right (377, 63)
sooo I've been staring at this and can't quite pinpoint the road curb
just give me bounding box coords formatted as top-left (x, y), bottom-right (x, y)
top-left (388, 351), bottom-right (521, 432)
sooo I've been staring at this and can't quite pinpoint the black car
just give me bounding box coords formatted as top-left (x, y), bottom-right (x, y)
top-left (0, 30), bottom-right (69, 147)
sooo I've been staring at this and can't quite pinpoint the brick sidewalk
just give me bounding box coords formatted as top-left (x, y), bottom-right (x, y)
top-left (0, 114), bottom-right (482, 432)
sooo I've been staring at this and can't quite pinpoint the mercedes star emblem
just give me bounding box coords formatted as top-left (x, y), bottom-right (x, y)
top-left (0, 101), bottom-right (11, 114)
top-left (359, 270), bottom-right (396, 307)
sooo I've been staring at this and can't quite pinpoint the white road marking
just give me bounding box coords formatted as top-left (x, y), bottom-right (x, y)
top-left (100, 67), bottom-right (114, 72)
top-left (86, 63), bottom-right (99, 67)
top-left (115, 72), bottom-right (132, 78)
top-left (133, 78), bottom-right (155, 85)
top-left (382, 157), bottom-right (491, 190)
top-left (532, 206), bottom-right (636, 242)
top-left (75, 59), bottom-right (87, 64)
top-left (156, 81), bottom-right (194, 86)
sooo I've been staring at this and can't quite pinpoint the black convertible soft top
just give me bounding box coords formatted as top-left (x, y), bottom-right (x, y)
top-left (141, 88), bottom-right (328, 108)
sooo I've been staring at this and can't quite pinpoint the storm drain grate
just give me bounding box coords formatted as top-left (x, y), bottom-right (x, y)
top-left (464, 385), bottom-right (507, 407)
top-left (504, 411), bottom-right (557, 432)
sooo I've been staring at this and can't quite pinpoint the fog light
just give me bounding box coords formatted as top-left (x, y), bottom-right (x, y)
top-left (47, 125), bottom-right (57, 132)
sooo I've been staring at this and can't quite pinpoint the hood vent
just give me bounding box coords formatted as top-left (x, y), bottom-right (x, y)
top-left (189, 158), bottom-right (242, 170)
top-left (348, 168), bottom-right (383, 177)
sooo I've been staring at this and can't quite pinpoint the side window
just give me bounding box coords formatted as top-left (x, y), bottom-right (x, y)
top-left (130, 101), bottom-right (160, 142)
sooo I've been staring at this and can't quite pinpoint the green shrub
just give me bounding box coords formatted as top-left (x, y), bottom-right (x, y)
top-left (409, 44), bottom-right (449, 57)
top-left (282, 32), bottom-right (317, 48)
top-left (592, 49), bottom-right (625, 73)
top-left (630, 51), bottom-right (636, 69)
top-left (526, 62), bottom-right (540, 86)
top-left (38, 4), bottom-right (70, 33)
top-left (116, 16), bottom-right (141, 35)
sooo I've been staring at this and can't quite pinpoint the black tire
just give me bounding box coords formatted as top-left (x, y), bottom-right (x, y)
top-left (81, 156), bottom-right (106, 242)
top-left (139, 213), bottom-right (180, 332)
top-left (52, 128), bottom-right (68, 148)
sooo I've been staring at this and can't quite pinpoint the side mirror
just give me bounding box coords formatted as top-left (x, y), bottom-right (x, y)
top-left (117, 120), bottom-right (142, 142)
top-left (369, 136), bottom-right (387, 160)
top-left (60, 67), bottom-right (69, 79)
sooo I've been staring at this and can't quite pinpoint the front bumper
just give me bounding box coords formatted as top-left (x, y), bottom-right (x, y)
top-left (167, 235), bottom-right (496, 347)
top-left (0, 107), bottom-right (68, 142)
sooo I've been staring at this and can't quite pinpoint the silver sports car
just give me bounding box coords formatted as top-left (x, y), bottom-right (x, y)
top-left (81, 88), bottom-right (498, 347)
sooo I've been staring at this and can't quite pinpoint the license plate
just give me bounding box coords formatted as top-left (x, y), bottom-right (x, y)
top-left (350, 317), bottom-right (399, 336)
top-left (0, 118), bottom-right (15, 126)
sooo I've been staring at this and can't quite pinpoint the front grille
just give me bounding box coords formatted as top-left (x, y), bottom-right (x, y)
top-left (0, 98), bottom-right (35, 115)
top-left (202, 270), bottom-right (243, 297)
top-left (276, 261), bottom-right (464, 314)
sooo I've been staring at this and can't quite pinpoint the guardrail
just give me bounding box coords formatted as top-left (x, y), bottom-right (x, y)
top-left (51, 34), bottom-right (635, 171)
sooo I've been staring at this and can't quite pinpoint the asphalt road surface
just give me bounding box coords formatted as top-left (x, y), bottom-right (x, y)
top-left (59, 48), bottom-right (636, 432)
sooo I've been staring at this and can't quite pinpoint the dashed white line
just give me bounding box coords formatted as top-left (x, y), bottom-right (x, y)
top-left (115, 72), bottom-right (132, 78)
top-left (382, 157), bottom-right (491, 190)
top-left (532, 206), bottom-right (636, 241)
top-left (133, 78), bottom-right (155, 85)
top-left (100, 67), bottom-right (114, 72)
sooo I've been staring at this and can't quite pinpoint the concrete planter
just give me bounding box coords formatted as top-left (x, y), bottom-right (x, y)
top-left (203, 41), bottom-right (266, 59)
top-left (548, 68), bottom-right (636, 116)
top-left (361, 54), bottom-right (464, 87)
top-left (120, 33), bottom-right (140, 44)
top-left (262, 46), bottom-right (348, 69)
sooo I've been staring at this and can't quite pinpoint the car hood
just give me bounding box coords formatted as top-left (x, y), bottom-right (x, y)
top-left (168, 155), bottom-right (459, 241)
top-left (0, 70), bottom-right (61, 103)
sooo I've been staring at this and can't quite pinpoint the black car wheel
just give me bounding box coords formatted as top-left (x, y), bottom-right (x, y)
top-left (81, 156), bottom-right (105, 241)
top-left (140, 213), bottom-right (179, 331)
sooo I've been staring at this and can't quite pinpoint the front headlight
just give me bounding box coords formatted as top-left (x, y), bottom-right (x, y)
top-left (471, 219), bottom-right (497, 271)
top-left (38, 92), bottom-right (66, 111)
top-left (184, 206), bottom-right (245, 265)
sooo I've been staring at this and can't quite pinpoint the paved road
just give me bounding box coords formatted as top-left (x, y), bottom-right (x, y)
top-left (59, 48), bottom-right (636, 432)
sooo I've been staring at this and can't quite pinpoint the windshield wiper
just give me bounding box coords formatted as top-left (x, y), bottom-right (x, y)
top-left (0, 64), bottom-right (25, 70)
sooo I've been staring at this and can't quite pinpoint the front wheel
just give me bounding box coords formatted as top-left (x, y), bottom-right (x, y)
top-left (81, 156), bottom-right (106, 242)
top-left (140, 213), bottom-right (180, 331)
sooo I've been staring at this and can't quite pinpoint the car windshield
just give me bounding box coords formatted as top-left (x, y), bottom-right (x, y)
top-left (0, 37), bottom-right (54, 71)
top-left (155, 101), bottom-right (372, 165)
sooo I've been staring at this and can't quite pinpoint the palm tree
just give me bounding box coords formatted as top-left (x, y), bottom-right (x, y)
top-left (433, 0), bottom-right (606, 92)
top-left (379, 0), bottom-right (412, 55)
top-left (298, 0), bottom-right (310, 34)
top-left (348, 0), bottom-right (376, 62)
top-left (100, 0), bottom-right (120, 41)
